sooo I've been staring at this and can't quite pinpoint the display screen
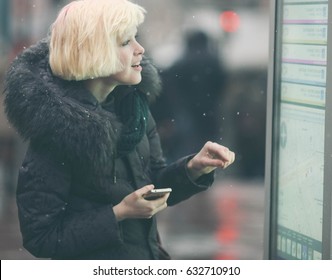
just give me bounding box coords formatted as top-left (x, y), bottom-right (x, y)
top-left (274, 0), bottom-right (328, 260)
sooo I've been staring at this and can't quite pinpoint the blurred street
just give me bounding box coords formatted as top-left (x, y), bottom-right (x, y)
top-left (0, 176), bottom-right (265, 260)
top-left (158, 176), bottom-right (265, 260)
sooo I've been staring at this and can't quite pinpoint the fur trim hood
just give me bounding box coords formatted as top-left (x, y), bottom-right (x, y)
top-left (4, 38), bottom-right (162, 170)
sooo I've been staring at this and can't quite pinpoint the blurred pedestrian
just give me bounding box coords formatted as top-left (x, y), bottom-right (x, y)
top-left (152, 30), bottom-right (226, 161)
top-left (4, 0), bottom-right (235, 260)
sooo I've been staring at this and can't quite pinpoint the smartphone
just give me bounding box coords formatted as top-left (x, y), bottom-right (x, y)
top-left (143, 188), bottom-right (172, 200)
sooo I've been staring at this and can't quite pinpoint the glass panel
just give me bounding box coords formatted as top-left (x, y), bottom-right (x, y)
top-left (274, 0), bottom-right (328, 260)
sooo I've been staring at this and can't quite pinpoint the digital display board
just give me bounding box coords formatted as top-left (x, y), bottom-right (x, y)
top-left (265, 0), bottom-right (332, 260)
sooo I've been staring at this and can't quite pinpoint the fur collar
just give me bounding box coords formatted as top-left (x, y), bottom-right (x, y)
top-left (4, 38), bottom-right (161, 170)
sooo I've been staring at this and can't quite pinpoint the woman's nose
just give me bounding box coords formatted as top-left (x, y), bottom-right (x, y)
top-left (135, 42), bottom-right (145, 56)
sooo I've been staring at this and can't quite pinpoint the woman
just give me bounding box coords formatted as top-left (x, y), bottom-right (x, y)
top-left (4, 0), bottom-right (235, 259)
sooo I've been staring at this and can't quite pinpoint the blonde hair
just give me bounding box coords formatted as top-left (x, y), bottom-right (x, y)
top-left (49, 0), bottom-right (146, 81)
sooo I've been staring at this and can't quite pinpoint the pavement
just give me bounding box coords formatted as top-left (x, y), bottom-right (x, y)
top-left (0, 177), bottom-right (265, 260)
top-left (158, 177), bottom-right (265, 260)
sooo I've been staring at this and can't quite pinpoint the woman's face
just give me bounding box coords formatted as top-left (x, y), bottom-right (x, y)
top-left (110, 27), bottom-right (145, 86)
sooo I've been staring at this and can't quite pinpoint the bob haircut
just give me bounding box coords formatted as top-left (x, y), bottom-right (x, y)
top-left (49, 0), bottom-right (146, 81)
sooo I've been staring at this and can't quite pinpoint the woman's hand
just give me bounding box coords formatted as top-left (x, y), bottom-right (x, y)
top-left (187, 141), bottom-right (235, 180)
top-left (113, 184), bottom-right (170, 221)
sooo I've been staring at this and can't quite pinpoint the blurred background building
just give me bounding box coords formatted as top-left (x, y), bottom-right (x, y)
top-left (0, 0), bottom-right (268, 259)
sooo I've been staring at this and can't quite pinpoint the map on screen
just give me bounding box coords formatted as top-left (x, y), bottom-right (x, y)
top-left (275, 0), bottom-right (328, 260)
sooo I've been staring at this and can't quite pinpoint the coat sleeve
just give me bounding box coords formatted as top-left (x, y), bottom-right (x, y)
top-left (16, 145), bottom-right (123, 259)
top-left (146, 110), bottom-right (215, 206)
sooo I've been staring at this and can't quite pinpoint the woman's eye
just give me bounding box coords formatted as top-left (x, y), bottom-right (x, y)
top-left (121, 40), bottom-right (130, 46)
top-left (121, 34), bottom-right (138, 46)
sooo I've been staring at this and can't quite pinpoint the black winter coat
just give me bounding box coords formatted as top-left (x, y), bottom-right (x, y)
top-left (4, 39), bottom-right (214, 259)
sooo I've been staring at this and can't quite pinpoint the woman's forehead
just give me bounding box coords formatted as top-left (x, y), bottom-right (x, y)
top-left (125, 26), bottom-right (138, 36)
